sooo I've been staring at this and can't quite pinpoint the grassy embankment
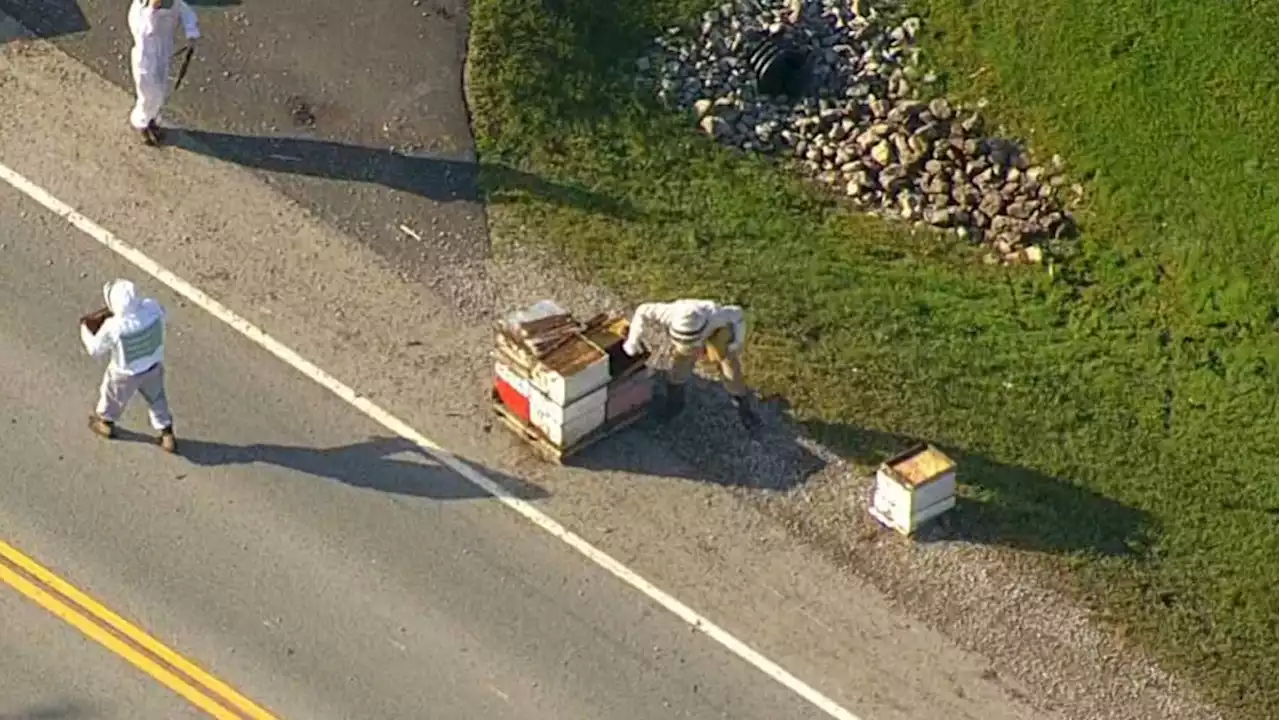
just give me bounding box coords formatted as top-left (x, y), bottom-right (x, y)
top-left (466, 0), bottom-right (1278, 716)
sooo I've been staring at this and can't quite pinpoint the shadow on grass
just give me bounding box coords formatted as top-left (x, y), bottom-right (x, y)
top-left (168, 129), bottom-right (639, 220)
top-left (112, 429), bottom-right (548, 502)
top-left (0, 0), bottom-right (87, 42)
top-left (468, 0), bottom-right (690, 144)
top-left (569, 377), bottom-right (828, 492)
top-left (801, 418), bottom-right (1156, 558)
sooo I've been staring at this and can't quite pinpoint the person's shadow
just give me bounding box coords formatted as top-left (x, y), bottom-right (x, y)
top-left (0, 0), bottom-right (88, 43)
top-left (114, 430), bottom-right (547, 502)
top-left (569, 375), bottom-right (829, 492)
top-left (801, 418), bottom-right (1156, 557)
top-left (168, 129), bottom-right (639, 220)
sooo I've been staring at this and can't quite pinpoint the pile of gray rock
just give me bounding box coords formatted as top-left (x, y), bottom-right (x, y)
top-left (636, 0), bottom-right (1078, 263)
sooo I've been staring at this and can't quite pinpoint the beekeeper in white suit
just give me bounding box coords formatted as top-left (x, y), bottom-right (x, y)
top-left (82, 279), bottom-right (178, 452)
top-left (128, 0), bottom-right (200, 146)
top-left (622, 298), bottom-right (761, 431)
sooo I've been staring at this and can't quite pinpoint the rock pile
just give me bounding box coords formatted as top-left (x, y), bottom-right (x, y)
top-left (636, 0), bottom-right (1077, 262)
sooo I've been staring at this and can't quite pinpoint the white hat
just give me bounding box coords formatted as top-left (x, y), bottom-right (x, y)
top-left (669, 310), bottom-right (708, 345)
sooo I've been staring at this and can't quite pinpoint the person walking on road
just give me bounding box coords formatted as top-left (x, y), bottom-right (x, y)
top-left (81, 279), bottom-right (178, 452)
top-left (622, 298), bottom-right (761, 432)
top-left (128, 0), bottom-right (200, 146)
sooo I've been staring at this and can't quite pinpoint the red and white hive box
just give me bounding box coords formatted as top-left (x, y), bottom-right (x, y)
top-left (529, 384), bottom-right (607, 448)
top-left (493, 360), bottom-right (532, 423)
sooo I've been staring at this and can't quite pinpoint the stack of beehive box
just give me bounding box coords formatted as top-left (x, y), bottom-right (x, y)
top-left (492, 300), bottom-right (653, 460)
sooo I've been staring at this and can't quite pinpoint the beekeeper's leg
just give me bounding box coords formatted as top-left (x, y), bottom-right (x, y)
top-left (91, 368), bottom-right (141, 438)
top-left (136, 362), bottom-right (176, 451)
top-left (720, 352), bottom-right (760, 431)
top-left (129, 53), bottom-right (166, 142)
top-left (661, 345), bottom-right (698, 421)
top-left (136, 363), bottom-right (173, 430)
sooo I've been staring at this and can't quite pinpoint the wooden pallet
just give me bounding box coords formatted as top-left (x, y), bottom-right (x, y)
top-left (491, 389), bottom-right (652, 464)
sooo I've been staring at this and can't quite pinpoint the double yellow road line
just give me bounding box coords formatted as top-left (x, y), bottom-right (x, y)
top-left (0, 539), bottom-right (278, 719)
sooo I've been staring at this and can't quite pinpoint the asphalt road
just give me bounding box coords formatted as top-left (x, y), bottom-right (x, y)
top-left (0, 179), bottom-right (836, 719)
top-left (0, 586), bottom-right (199, 719)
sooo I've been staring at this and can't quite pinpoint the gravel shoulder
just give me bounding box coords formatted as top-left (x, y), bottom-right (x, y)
top-left (2, 10), bottom-right (1229, 720)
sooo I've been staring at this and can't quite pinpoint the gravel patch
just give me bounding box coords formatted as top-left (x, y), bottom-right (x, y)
top-left (760, 459), bottom-right (1226, 720)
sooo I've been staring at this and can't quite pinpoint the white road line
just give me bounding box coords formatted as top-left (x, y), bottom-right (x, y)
top-left (0, 161), bottom-right (864, 720)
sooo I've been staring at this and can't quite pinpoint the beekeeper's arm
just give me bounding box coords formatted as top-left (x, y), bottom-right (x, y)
top-left (716, 305), bottom-right (747, 354)
top-left (622, 302), bottom-right (668, 356)
top-left (81, 319), bottom-right (119, 359)
top-left (177, 0), bottom-right (200, 39)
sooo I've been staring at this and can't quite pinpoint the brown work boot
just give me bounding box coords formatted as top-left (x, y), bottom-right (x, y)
top-left (138, 121), bottom-right (163, 147)
top-left (158, 426), bottom-right (177, 453)
top-left (88, 415), bottom-right (116, 439)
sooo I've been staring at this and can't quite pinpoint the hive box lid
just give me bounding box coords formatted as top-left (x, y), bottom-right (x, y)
top-left (499, 299), bottom-right (568, 331)
top-left (880, 443), bottom-right (956, 487)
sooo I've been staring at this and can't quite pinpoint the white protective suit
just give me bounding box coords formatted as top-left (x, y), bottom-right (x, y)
top-left (128, 0), bottom-right (200, 131)
top-left (622, 299), bottom-right (747, 357)
top-left (82, 279), bottom-right (173, 433)
top-left (82, 279), bottom-right (167, 375)
top-left (621, 298), bottom-right (758, 429)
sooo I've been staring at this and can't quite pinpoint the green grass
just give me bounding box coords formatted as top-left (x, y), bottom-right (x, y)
top-left (465, 0), bottom-right (1279, 716)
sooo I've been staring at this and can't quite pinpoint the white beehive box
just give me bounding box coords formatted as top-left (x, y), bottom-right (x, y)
top-left (529, 384), bottom-right (608, 448)
top-left (869, 443), bottom-right (957, 536)
top-left (526, 330), bottom-right (611, 406)
top-left (531, 356), bottom-right (609, 406)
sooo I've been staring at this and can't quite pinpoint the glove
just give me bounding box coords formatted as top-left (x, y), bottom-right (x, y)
top-left (622, 338), bottom-right (644, 357)
top-left (80, 307), bottom-right (112, 335)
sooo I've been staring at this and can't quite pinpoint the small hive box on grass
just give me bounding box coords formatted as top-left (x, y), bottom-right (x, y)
top-left (869, 443), bottom-right (957, 536)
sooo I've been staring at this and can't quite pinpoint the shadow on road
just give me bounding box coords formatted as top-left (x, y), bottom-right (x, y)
top-left (0, 0), bottom-right (88, 42)
top-left (169, 129), bottom-right (639, 220)
top-left (800, 418), bottom-right (1157, 558)
top-left (113, 430), bottom-right (548, 502)
top-left (569, 377), bottom-right (828, 492)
